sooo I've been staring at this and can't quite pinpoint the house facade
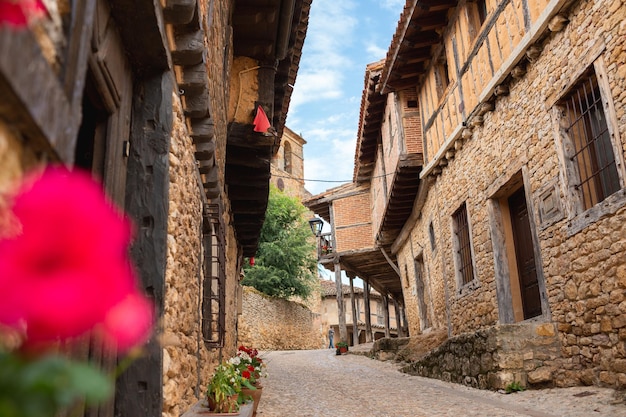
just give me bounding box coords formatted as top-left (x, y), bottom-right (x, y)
top-left (319, 279), bottom-right (398, 346)
top-left (309, 0), bottom-right (626, 391)
top-left (0, 0), bottom-right (311, 416)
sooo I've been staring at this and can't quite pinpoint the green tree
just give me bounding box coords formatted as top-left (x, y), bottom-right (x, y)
top-left (242, 185), bottom-right (317, 299)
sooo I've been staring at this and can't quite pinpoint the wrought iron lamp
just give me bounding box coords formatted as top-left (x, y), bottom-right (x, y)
top-left (308, 217), bottom-right (323, 236)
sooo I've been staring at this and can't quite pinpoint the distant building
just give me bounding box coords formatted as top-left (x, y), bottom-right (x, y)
top-left (319, 279), bottom-right (398, 346)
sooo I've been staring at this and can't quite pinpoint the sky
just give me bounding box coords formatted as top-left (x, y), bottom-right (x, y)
top-left (286, 0), bottom-right (405, 197)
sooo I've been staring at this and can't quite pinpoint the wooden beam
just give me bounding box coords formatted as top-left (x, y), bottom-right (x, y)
top-left (163, 0), bottom-right (196, 24)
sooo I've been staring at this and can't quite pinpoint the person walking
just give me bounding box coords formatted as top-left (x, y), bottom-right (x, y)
top-left (328, 327), bottom-right (335, 348)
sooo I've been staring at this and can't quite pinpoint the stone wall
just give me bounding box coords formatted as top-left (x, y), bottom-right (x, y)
top-left (395, 0), bottom-right (626, 390)
top-left (162, 94), bottom-right (207, 417)
top-left (401, 323), bottom-right (561, 390)
top-left (238, 286), bottom-right (323, 350)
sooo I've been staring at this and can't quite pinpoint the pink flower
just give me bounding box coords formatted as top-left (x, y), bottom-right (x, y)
top-left (0, 167), bottom-right (152, 351)
top-left (0, 0), bottom-right (45, 27)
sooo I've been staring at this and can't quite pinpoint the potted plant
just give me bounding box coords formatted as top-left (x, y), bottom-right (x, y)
top-left (206, 362), bottom-right (249, 414)
top-left (335, 341), bottom-right (349, 355)
top-left (232, 346), bottom-right (267, 416)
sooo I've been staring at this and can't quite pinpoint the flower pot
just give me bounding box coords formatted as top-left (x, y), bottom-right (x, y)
top-left (336, 346), bottom-right (348, 355)
top-left (241, 386), bottom-right (263, 417)
top-left (183, 400), bottom-right (246, 416)
top-left (207, 394), bottom-right (239, 414)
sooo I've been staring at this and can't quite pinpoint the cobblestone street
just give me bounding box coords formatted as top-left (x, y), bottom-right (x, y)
top-left (256, 349), bottom-right (626, 417)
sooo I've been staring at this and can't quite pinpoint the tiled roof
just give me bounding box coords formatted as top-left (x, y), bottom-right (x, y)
top-left (379, 0), bottom-right (457, 94)
top-left (319, 279), bottom-right (381, 298)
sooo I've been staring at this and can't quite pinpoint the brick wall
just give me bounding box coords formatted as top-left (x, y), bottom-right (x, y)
top-left (333, 192), bottom-right (373, 252)
top-left (399, 89), bottom-right (423, 155)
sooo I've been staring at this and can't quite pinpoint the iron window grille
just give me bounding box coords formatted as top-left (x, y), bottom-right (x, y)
top-left (202, 203), bottom-right (226, 348)
top-left (560, 73), bottom-right (620, 211)
top-left (453, 203), bottom-right (474, 285)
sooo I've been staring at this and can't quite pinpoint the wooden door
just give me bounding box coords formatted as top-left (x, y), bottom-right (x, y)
top-left (71, 1), bottom-right (133, 416)
top-left (508, 188), bottom-right (542, 319)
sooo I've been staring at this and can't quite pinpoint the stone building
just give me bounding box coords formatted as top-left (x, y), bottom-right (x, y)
top-left (319, 279), bottom-right (398, 346)
top-left (307, 0), bottom-right (626, 391)
top-left (271, 125), bottom-right (311, 201)
top-left (0, 0), bottom-right (311, 416)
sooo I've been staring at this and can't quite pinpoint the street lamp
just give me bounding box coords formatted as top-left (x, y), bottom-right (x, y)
top-left (308, 217), bottom-right (323, 236)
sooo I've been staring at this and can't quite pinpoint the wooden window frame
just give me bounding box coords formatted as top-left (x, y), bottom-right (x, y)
top-left (452, 202), bottom-right (478, 293)
top-left (551, 56), bottom-right (626, 234)
top-left (558, 72), bottom-right (620, 211)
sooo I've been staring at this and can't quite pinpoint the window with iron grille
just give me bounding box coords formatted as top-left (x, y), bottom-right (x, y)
top-left (202, 203), bottom-right (226, 348)
top-left (452, 203), bottom-right (474, 286)
top-left (559, 72), bottom-right (620, 211)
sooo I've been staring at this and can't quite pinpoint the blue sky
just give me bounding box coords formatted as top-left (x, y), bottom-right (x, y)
top-left (287, 0), bottom-right (404, 196)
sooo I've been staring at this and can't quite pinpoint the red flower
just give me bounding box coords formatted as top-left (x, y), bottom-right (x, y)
top-left (0, 167), bottom-right (152, 351)
top-left (247, 365), bottom-right (254, 372)
top-left (0, 0), bottom-right (45, 27)
top-left (241, 370), bottom-right (251, 379)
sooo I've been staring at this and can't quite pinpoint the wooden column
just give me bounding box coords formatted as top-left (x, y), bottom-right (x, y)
top-left (363, 280), bottom-right (372, 342)
top-left (334, 260), bottom-right (348, 344)
top-left (383, 294), bottom-right (391, 338)
top-left (349, 275), bottom-right (358, 345)
top-left (117, 72), bottom-right (173, 417)
top-left (393, 298), bottom-right (404, 337)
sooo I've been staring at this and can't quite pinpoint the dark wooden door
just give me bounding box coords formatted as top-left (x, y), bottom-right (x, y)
top-left (508, 188), bottom-right (542, 319)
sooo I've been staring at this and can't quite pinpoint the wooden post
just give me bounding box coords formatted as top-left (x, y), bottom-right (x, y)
top-left (349, 275), bottom-right (358, 346)
top-left (334, 260), bottom-right (348, 344)
top-left (393, 298), bottom-right (404, 337)
top-left (383, 294), bottom-right (391, 338)
top-left (363, 280), bottom-right (372, 342)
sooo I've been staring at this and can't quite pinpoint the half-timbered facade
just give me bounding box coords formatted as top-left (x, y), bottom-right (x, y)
top-left (384, 0), bottom-right (626, 390)
top-left (0, 0), bottom-right (311, 415)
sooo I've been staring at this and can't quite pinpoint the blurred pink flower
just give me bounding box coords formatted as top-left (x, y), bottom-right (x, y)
top-left (0, 167), bottom-right (153, 351)
top-left (0, 0), bottom-right (45, 27)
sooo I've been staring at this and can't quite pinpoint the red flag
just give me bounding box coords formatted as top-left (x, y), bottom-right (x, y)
top-left (253, 105), bottom-right (271, 133)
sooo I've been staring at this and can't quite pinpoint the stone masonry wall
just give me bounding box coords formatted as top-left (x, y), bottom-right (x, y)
top-left (396, 0), bottom-right (626, 389)
top-left (238, 286), bottom-right (323, 350)
top-left (402, 323), bottom-right (561, 390)
top-left (163, 94), bottom-right (207, 417)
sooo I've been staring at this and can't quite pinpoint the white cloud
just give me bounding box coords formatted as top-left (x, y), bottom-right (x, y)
top-left (291, 69), bottom-right (344, 109)
top-left (302, 123), bottom-right (358, 195)
top-left (365, 42), bottom-right (388, 60)
top-left (381, 0), bottom-right (405, 11)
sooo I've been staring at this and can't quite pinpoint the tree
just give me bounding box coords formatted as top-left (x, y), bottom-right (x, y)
top-left (242, 185), bottom-right (317, 299)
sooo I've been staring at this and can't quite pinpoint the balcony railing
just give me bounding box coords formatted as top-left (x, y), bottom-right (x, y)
top-left (315, 232), bottom-right (334, 259)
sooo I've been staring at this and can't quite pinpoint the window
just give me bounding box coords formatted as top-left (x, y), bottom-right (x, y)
top-left (284, 141), bottom-right (292, 174)
top-left (559, 72), bottom-right (620, 211)
top-left (476, 0), bottom-right (487, 27)
top-left (202, 203), bottom-right (226, 348)
top-left (376, 302), bottom-right (384, 325)
top-left (428, 221), bottom-right (436, 251)
top-left (435, 50), bottom-right (450, 100)
top-left (452, 203), bottom-right (475, 286)
top-left (468, 0), bottom-right (488, 39)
